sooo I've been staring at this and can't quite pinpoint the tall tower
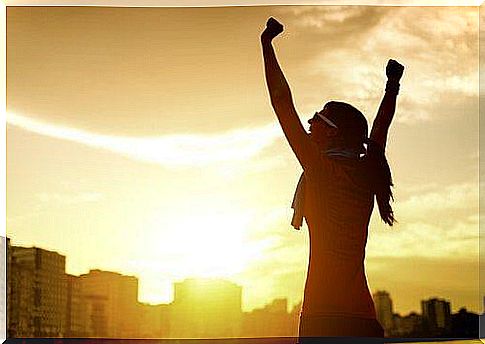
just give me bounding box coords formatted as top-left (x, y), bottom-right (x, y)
top-left (421, 297), bottom-right (451, 336)
top-left (373, 290), bottom-right (394, 334)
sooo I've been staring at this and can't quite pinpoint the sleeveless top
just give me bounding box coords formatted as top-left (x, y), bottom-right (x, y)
top-left (297, 150), bottom-right (377, 319)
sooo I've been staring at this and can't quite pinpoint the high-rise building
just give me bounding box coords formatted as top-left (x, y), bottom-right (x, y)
top-left (373, 290), bottom-right (394, 335)
top-left (10, 246), bottom-right (67, 337)
top-left (8, 255), bottom-right (34, 337)
top-left (421, 297), bottom-right (451, 336)
top-left (78, 269), bottom-right (139, 338)
top-left (170, 278), bottom-right (242, 338)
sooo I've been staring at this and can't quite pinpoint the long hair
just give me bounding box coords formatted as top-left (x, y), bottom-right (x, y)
top-left (365, 140), bottom-right (395, 226)
top-left (324, 101), bottom-right (395, 226)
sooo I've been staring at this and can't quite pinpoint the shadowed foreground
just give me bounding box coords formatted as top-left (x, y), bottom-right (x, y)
top-left (3, 338), bottom-right (482, 344)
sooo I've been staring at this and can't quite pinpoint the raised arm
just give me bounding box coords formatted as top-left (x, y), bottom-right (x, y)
top-left (261, 18), bottom-right (317, 168)
top-left (369, 59), bottom-right (404, 150)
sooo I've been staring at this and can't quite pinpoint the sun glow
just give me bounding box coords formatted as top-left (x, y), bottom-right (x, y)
top-left (142, 207), bottom-right (256, 280)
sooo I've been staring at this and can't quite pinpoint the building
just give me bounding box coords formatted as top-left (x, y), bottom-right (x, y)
top-left (290, 301), bottom-right (302, 335)
top-left (136, 302), bottom-right (171, 338)
top-left (9, 246), bottom-right (67, 337)
top-left (481, 297), bottom-right (485, 339)
top-left (65, 274), bottom-right (90, 337)
top-left (83, 294), bottom-right (109, 337)
top-left (451, 308), bottom-right (478, 338)
top-left (78, 269), bottom-right (139, 338)
top-left (6, 238), bottom-right (11, 335)
top-left (421, 297), bottom-right (451, 337)
top-left (373, 290), bottom-right (394, 335)
top-left (8, 256), bottom-right (34, 337)
top-left (6, 238), bottom-right (34, 338)
top-left (243, 298), bottom-right (295, 337)
top-left (0, 237), bottom-right (5, 338)
top-left (170, 278), bottom-right (243, 338)
top-left (392, 312), bottom-right (423, 337)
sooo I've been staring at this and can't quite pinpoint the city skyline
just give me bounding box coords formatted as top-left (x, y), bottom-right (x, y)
top-left (6, 237), bottom-right (478, 316)
top-left (7, 5), bottom-right (479, 315)
top-left (7, 238), bottom-right (480, 338)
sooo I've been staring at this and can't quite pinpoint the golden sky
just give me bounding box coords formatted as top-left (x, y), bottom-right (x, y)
top-left (6, 5), bottom-right (480, 314)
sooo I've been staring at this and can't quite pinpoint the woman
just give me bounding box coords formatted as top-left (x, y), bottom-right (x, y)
top-left (260, 18), bottom-right (404, 340)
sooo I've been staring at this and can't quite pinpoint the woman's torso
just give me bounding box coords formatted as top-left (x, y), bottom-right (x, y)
top-left (301, 153), bottom-right (376, 319)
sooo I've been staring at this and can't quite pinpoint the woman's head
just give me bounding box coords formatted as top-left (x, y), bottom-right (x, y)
top-left (309, 101), bottom-right (368, 151)
top-left (309, 101), bottom-right (395, 226)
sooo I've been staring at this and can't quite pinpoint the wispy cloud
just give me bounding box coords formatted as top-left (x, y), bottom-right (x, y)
top-left (368, 182), bottom-right (478, 259)
top-left (369, 219), bottom-right (478, 259)
top-left (277, 6), bottom-right (478, 124)
top-left (397, 182), bottom-right (478, 221)
top-left (7, 112), bottom-right (283, 168)
top-left (281, 6), bottom-right (386, 30)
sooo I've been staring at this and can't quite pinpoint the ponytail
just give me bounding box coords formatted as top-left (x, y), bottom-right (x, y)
top-left (366, 140), bottom-right (395, 226)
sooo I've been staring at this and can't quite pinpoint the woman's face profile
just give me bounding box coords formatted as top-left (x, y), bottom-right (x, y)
top-left (308, 110), bottom-right (338, 145)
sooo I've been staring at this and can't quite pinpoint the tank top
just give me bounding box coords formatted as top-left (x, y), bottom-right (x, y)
top-left (300, 151), bottom-right (377, 319)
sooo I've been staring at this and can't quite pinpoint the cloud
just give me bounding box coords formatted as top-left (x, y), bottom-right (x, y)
top-left (206, 138), bottom-right (290, 181)
top-left (369, 220), bottom-right (478, 259)
top-left (368, 182), bottom-right (478, 259)
top-left (396, 182), bottom-right (478, 221)
top-left (7, 112), bottom-right (283, 168)
top-left (280, 6), bottom-right (386, 31)
top-left (363, 7), bottom-right (478, 123)
top-left (278, 6), bottom-right (478, 124)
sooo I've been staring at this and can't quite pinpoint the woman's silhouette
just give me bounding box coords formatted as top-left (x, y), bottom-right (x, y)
top-left (260, 18), bottom-right (404, 340)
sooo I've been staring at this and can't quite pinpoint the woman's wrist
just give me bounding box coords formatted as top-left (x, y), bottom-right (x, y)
top-left (385, 79), bottom-right (400, 95)
top-left (260, 33), bottom-right (273, 44)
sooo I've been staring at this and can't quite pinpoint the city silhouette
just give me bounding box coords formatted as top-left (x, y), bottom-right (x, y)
top-left (5, 239), bottom-right (479, 339)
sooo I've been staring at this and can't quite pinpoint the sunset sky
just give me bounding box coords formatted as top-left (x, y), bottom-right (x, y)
top-left (6, 4), bottom-right (481, 315)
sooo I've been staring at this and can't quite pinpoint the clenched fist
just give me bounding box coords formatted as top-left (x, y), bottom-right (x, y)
top-left (386, 59), bottom-right (404, 82)
top-left (261, 17), bottom-right (284, 42)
